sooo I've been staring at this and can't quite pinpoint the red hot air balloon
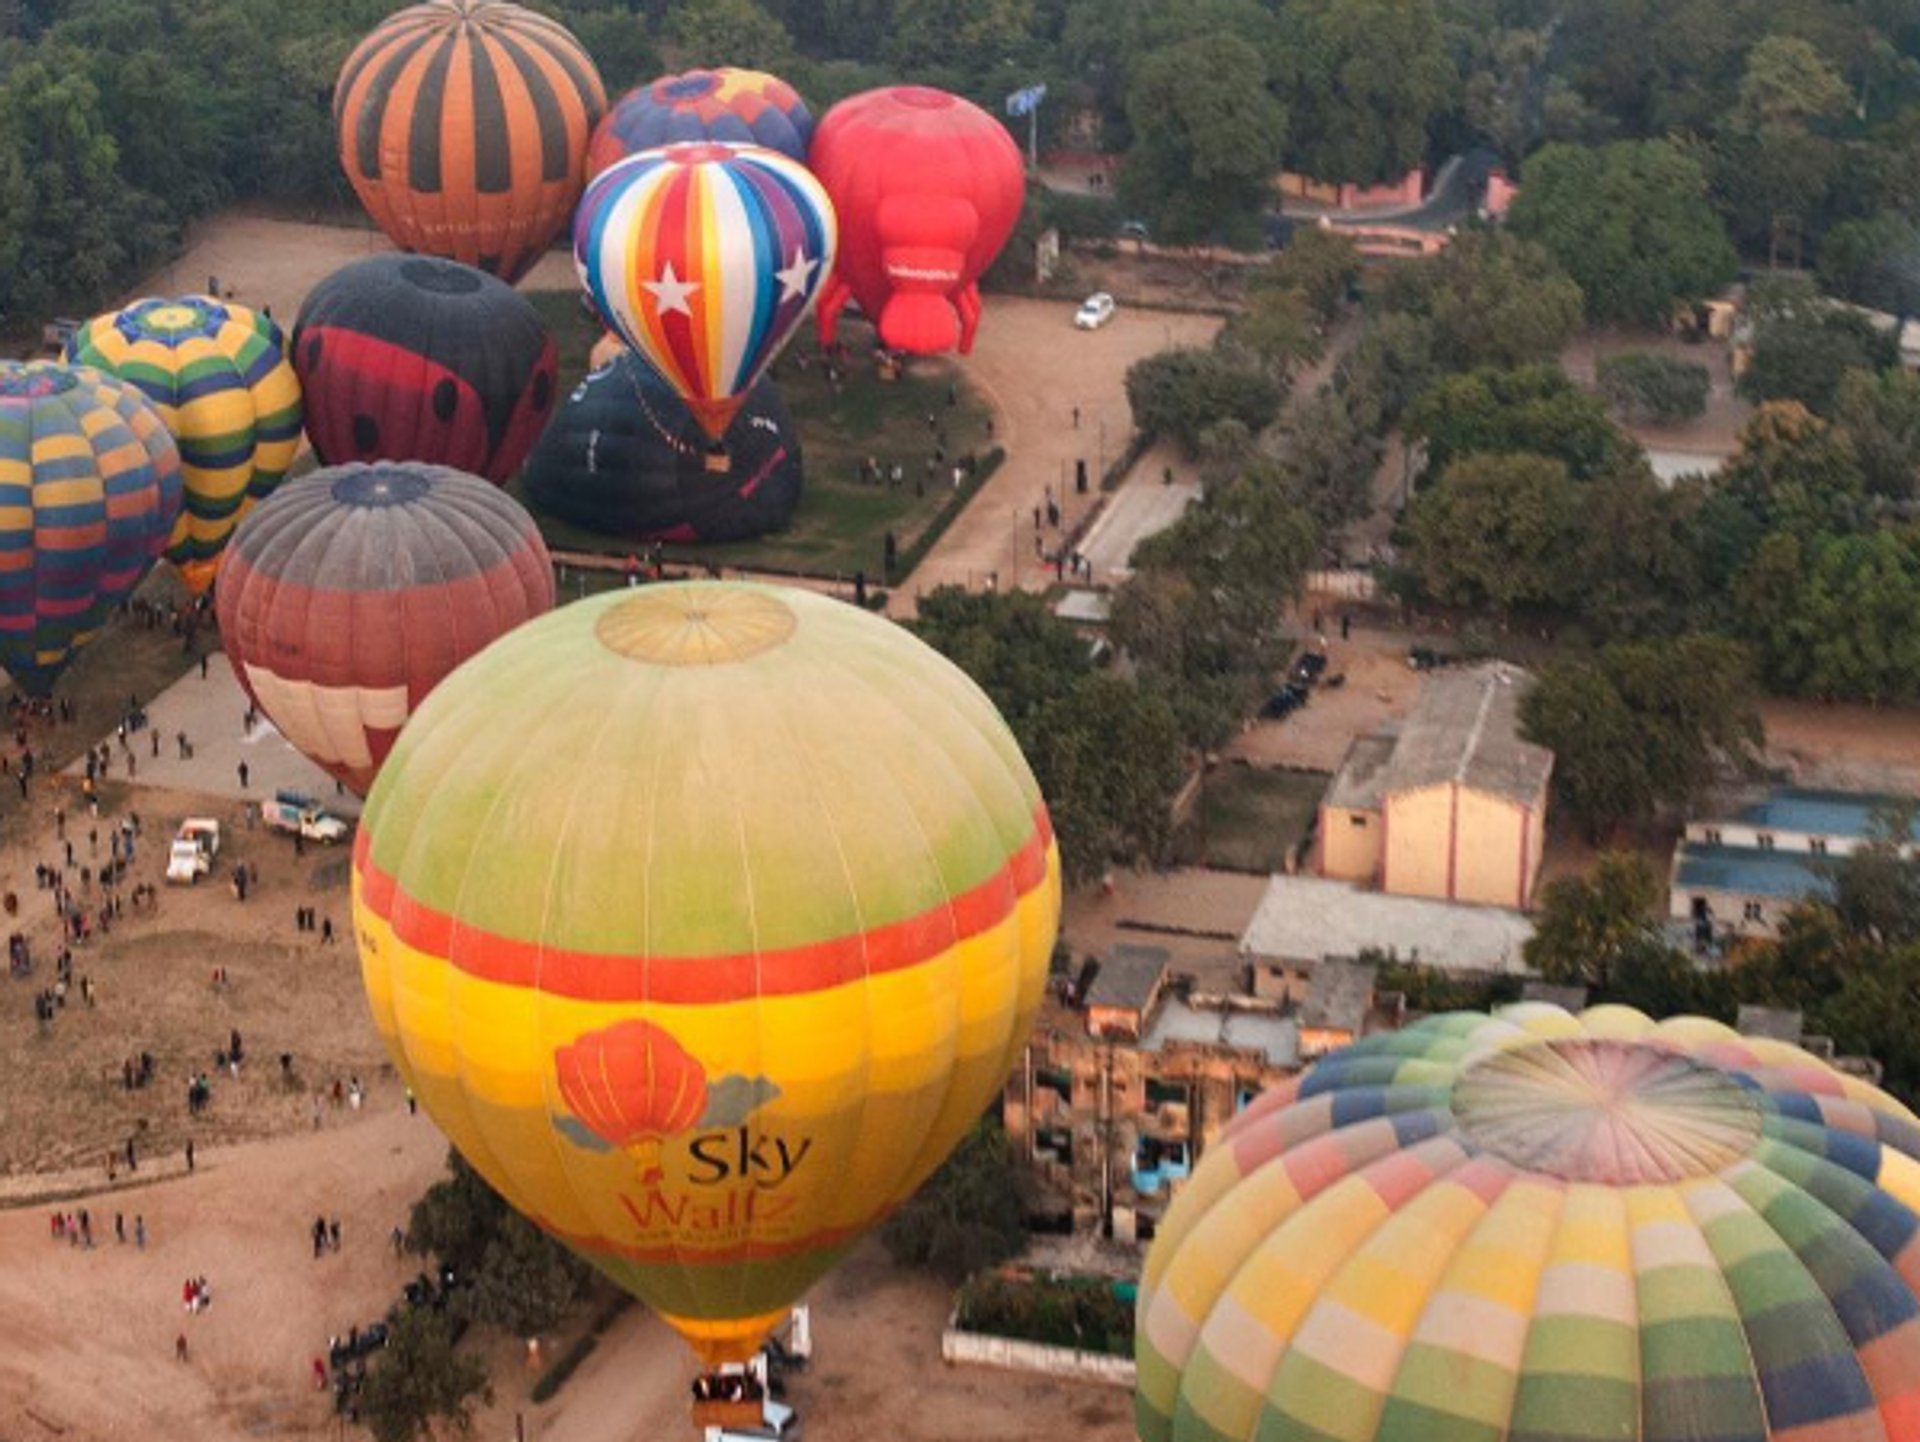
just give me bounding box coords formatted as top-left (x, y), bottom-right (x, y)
top-left (810, 87), bottom-right (1025, 356)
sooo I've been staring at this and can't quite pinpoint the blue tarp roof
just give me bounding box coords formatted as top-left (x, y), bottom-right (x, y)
top-left (1673, 843), bottom-right (1838, 902)
top-left (1724, 787), bottom-right (1919, 842)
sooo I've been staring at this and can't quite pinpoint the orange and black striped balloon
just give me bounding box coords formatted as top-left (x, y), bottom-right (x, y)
top-left (334, 0), bottom-right (606, 283)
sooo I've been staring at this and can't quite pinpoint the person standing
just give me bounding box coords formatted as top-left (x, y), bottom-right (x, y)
top-left (237, 761), bottom-right (249, 789)
top-left (135, 1215), bottom-right (146, 1248)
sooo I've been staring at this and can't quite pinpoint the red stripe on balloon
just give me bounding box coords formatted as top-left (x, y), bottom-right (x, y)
top-left (354, 805), bottom-right (1054, 1004)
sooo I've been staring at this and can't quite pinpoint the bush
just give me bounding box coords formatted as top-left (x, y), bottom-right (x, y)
top-left (1124, 349), bottom-right (1278, 455)
top-left (954, 1272), bottom-right (1135, 1356)
top-left (882, 1120), bottom-right (1030, 1282)
top-left (1596, 353), bottom-right (1712, 424)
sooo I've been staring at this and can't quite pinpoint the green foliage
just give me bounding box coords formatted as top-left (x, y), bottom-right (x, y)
top-left (1817, 213), bottom-right (1920, 314)
top-left (1509, 141), bottom-right (1736, 324)
top-left (1406, 453), bottom-right (1582, 612)
top-left (913, 589), bottom-right (1185, 883)
top-left (1372, 231), bottom-right (1585, 372)
top-left (667, 0), bottom-right (793, 68)
top-left (1714, 401), bottom-right (1869, 543)
top-left (882, 1121), bottom-right (1031, 1282)
top-left (1831, 367), bottom-right (1920, 500)
top-left (1408, 365), bottom-right (1633, 480)
top-left (1370, 959), bottom-right (1514, 1014)
top-left (1734, 528), bottom-right (1920, 704)
top-left (1221, 284), bottom-right (1324, 382)
top-left (1596, 353), bottom-right (1712, 424)
top-left (1273, 0), bottom-right (1456, 183)
top-left (1739, 304), bottom-right (1900, 415)
top-left (953, 1271), bottom-right (1135, 1356)
top-left (1124, 348), bottom-right (1280, 456)
top-left (356, 1311), bottom-right (491, 1442)
top-left (1572, 468), bottom-right (1703, 639)
top-left (407, 1151), bottom-right (591, 1337)
top-left (1119, 31), bottom-right (1288, 246)
top-left (886, 0), bottom-right (1034, 74)
top-left (1258, 226), bottom-right (1360, 323)
top-left (1732, 35), bottom-right (1851, 130)
top-left (1114, 469), bottom-right (1318, 749)
top-left (1520, 635), bottom-right (1764, 838)
top-left (1525, 851), bottom-right (1671, 991)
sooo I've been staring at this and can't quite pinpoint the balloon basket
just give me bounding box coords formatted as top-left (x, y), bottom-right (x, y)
top-left (690, 1399), bottom-right (764, 1429)
top-left (703, 445), bottom-right (730, 474)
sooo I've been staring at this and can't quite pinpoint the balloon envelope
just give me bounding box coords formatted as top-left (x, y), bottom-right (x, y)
top-left (588, 68), bottom-right (814, 176)
top-left (293, 255), bottom-right (558, 483)
top-left (810, 86), bottom-right (1025, 356)
top-left (66, 296), bottom-right (300, 595)
top-left (1138, 1003), bottom-right (1920, 1442)
top-left (334, 0), bottom-right (606, 282)
top-left (574, 142), bottom-right (836, 441)
top-left (217, 462), bottom-right (554, 794)
top-left (521, 350), bottom-right (802, 543)
top-left (0, 362), bottom-right (182, 693)
top-left (354, 581), bottom-right (1059, 1365)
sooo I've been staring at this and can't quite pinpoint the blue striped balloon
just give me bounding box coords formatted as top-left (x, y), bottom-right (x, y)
top-left (0, 362), bottom-right (183, 693)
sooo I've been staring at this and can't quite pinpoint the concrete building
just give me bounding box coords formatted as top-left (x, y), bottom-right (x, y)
top-left (1669, 786), bottom-right (1918, 943)
top-left (1319, 663), bottom-right (1554, 909)
top-left (1241, 874), bottom-right (1535, 987)
top-left (1004, 946), bottom-right (1397, 1243)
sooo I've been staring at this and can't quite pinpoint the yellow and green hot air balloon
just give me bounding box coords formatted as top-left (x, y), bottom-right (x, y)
top-left (354, 581), bottom-right (1059, 1374)
top-left (67, 295), bottom-right (301, 594)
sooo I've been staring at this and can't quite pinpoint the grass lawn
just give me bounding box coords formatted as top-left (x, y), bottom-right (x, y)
top-left (1184, 764), bottom-right (1329, 875)
top-left (520, 291), bottom-right (996, 579)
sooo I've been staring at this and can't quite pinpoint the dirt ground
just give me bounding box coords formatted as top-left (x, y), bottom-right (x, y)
top-left (1226, 613), bottom-right (1424, 773)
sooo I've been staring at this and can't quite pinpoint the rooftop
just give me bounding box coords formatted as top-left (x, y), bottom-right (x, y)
top-left (1361, 663), bottom-right (1552, 807)
top-left (1142, 998), bottom-right (1300, 1069)
top-left (1706, 786), bottom-right (1919, 844)
top-left (1671, 843), bottom-right (1837, 903)
top-left (1324, 733), bottom-right (1398, 811)
top-left (1084, 942), bottom-right (1169, 1014)
top-left (1301, 957), bottom-right (1379, 1033)
top-left (1735, 1005), bottom-right (1805, 1044)
top-left (1239, 875), bottom-right (1535, 975)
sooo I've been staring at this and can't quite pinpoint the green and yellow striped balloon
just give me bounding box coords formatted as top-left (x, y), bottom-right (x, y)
top-left (67, 296), bottom-right (301, 594)
top-left (355, 582), bottom-right (1059, 1366)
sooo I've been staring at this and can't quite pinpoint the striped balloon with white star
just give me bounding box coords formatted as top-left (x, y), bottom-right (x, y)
top-left (574, 142), bottom-right (836, 443)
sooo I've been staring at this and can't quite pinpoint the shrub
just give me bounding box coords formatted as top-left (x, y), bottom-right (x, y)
top-left (1596, 352), bottom-right (1712, 424)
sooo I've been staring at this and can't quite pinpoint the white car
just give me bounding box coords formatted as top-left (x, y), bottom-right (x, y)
top-left (1074, 293), bottom-right (1116, 329)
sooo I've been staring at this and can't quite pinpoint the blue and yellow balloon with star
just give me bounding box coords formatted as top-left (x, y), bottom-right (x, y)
top-left (573, 142), bottom-right (836, 443)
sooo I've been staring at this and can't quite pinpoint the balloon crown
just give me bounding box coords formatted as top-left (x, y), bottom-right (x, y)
top-left (399, 258), bottom-right (486, 295)
top-left (0, 364), bottom-right (78, 399)
top-left (330, 465), bottom-right (435, 508)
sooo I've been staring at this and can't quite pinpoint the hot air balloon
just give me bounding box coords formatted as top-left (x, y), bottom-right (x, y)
top-left (521, 349), bottom-right (802, 543)
top-left (354, 581), bottom-right (1059, 1393)
top-left (574, 143), bottom-right (836, 446)
top-left (0, 362), bottom-right (182, 693)
top-left (292, 255), bottom-right (558, 483)
top-left (334, 0), bottom-right (606, 282)
top-left (65, 296), bottom-right (300, 596)
top-left (216, 462), bottom-right (553, 795)
top-left (1138, 1003), bottom-right (1920, 1442)
top-left (810, 87), bottom-right (1025, 357)
top-left (587, 68), bottom-right (815, 177)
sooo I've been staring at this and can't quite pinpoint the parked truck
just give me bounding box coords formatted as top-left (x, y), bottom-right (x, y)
top-left (166, 818), bottom-right (221, 884)
top-left (259, 790), bottom-right (350, 844)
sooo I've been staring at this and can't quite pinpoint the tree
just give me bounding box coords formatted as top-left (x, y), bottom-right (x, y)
top-left (1735, 528), bottom-right (1920, 704)
top-left (1405, 453), bottom-right (1581, 612)
top-left (1257, 225), bottom-right (1359, 322)
top-left (1119, 31), bottom-right (1288, 245)
top-left (1830, 806), bottom-right (1920, 948)
top-left (1274, 0), bottom-right (1456, 183)
top-left (1525, 851), bottom-right (1672, 992)
top-left (881, 1121), bottom-right (1030, 1282)
top-left (1573, 468), bottom-right (1702, 640)
top-left (913, 589), bottom-right (1186, 883)
top-left (1221, 283), bottom-right (1322, 382)
top-left (1124, 348), bottom-right (1280, 456)
top-left (667, 0), bottom-right (793, 69)
top-left (1714, 401), bottom-right (1869, 540)
top-left (1271, 391), bottom-right (1382, 533)
top-left (1817, 212), bottom-right (1920, 315)
top-left (1832, 367), bottom-right (1920, 501)
top-left (887, 0), bottom-right (1034, 75)
top-left (1596, 353), bottom-right (1712, 424)
top-left (1521, 635), bottom-right (1764, 837)
top-left (1739, 308), bottom-right (1899, 415)
top-left (1714, 38), bottom-right (1851, 257)
top-left (1509, 141), bottom-right (1736, 325)
top-left (357, 1310), bottom-right (491, 1442)
top-left (407, 1151), bottom-right (509, 1276)
top-left (1732, 35), bottom-right (1851, 131)
top-left (1374, 231), bottom-right (1584, 372)
top-left (460, 1211), bottom-right (592, 1336)
top-left (1406, 365), bottom-right (1634, 481)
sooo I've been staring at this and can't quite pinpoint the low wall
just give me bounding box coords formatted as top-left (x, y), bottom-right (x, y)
top-left (940, 1327), bottom-right (1136, 1388)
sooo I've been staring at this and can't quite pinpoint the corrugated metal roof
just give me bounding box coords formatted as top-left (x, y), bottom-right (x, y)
top-left (1374, 663), bottom-right (1553, 806)
top-left (1239, 875), bottom-right (1535, 974)
top-left (1142, 999), bottom-right (1300, 1069)
top-left (1671, 843), bottom-right (1836, 902)
top-left (1714, 787), bottom-right (1919, 843)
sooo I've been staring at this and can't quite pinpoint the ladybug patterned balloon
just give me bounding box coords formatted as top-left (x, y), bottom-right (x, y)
top-left (292, 255), bottom-right (558, 484)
